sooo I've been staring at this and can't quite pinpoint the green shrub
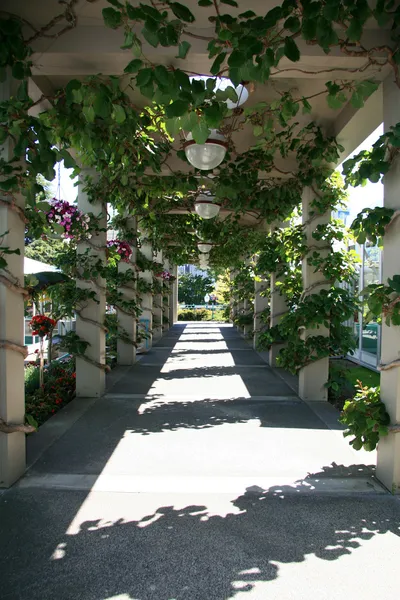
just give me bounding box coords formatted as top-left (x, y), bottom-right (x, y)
top-left (234, 312), bottom-right (254, 326)
top-left (339, 382), bottom-right (390, 451)
top-left (25, 364), bottom-right (41, 395)
top-left (25, 357), bottom-right (76, 427)
top-left (178, 308), bottom-right (211, 321)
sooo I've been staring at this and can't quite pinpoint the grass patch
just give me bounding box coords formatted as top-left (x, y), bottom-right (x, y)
top-left (345, 365), bottom-right (380, 389)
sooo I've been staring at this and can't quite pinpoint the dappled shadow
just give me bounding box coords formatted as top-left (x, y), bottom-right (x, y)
top-left (2, 475), bottom-right (399, 599)
top-left (130, 397), bottom-right (326, 434)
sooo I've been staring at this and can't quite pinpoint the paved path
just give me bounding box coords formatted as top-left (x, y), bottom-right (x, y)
top-left (1, 323), bottom-right (400, 599)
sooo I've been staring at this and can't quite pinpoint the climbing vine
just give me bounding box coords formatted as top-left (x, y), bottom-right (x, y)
top-left (0, 0), bottom-right (400, 414)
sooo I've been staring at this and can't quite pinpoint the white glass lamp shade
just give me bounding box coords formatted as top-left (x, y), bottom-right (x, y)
top-left (194, 195), bottom-right (221, 219)
top-left (184, 130), bottom-right (227, 171)
top-left (226, 84), bottom-right (249, 109)
top-left (198, 242), bottom-right (213, 253)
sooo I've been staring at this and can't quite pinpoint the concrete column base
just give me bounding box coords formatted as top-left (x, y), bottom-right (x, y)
top-left (253, 279), bottom-right (269, 350)
top-left (298, 359), bottom-right (329, 402)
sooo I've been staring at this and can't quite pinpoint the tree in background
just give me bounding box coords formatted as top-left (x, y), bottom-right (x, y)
top-left (25, 238), bottom-right (67, 265)
top-left (178, 273), bottom-right (214, 305)
top-left (213, 270), bottom-right (231, 305)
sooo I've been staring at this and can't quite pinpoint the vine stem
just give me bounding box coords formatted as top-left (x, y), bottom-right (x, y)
top-left (0, 418), bottom-right (35, 434)
top-left (0, 274), bottom-right (29, 297)
top-left (25, 0), bottom-right (79, 44)
top-left (300, 279), bottom-right (333, 299)
top-left (386, 209), bottom-right (400, 231)
top-left (0, 339), bottom-right (28, 358)
top-left (75, 311), bottom-right (108, 332)
top-left (379, 358), bottom-right (400, 371)
top-left (0, 198), bottom-right (27, 223)
top-left (77, 353), bottom-right (111, 373)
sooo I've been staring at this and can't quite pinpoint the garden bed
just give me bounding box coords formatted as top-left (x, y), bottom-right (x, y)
top-left (25, 356), bottom-right (76, 427)
top-left (328, 358), bottom-right (380, 411)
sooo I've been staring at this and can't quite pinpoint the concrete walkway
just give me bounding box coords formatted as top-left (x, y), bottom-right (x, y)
top-left (1, 323), bottom-right (400, 599)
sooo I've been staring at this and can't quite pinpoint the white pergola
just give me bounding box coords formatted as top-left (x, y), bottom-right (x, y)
top-left (0, 0), bottom-right (399, 493)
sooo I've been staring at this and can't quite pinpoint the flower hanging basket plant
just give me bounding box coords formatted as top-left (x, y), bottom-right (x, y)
top-left (46, 199), bottom-right (91, 240)
top-left (29, 315), bottom-right (58, 388)
top-left (107, 239), bottom-right (132, 263)
top-left (29, 315), bottom-right (57, 337)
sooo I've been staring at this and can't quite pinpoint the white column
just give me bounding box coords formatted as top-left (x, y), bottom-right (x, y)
top-left (230, 270), bottom-right (238, 324)
top-left (237, 299), bottom-right (244, 331)
top-left (139, 237), bottom-right (153, 349)
top-left (163, 259), bottom-right (170, 331)
top-left (254, 279), bottom-right (269, 350)
top-left (76, 170), bottom-right (106, 398)
top-left (0, 74), bottom-right (26, 487)
top-left (298, 187), bottom-right (330, 402)
top-left (169, 264), bottom-right (178, 324)
top-left (117, 217), bottom-right (137, 365)
top-left (269, 271), bottom-right (289, 367)
top-left (243, 299), bottom-right (253, 337)
top-left (377, 75), bottom-right (400, 493)
top-left (152, 250), bottom-right (163, 342)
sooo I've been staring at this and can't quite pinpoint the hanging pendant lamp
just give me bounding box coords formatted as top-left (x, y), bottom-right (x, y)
top-left (194, 194), bottom-right (221, 219)
top-left (198, 241), bottom-right (213, 254)
top-left (184, 130), bottom-right (227, 171)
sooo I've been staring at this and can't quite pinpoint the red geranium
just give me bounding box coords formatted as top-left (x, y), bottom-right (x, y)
top-left (29, 315), bottom-right (57, 337)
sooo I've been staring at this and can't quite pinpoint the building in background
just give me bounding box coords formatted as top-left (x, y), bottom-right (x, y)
top-left (178, 264), bottom-right (211, 278)
top-left (337, 125), bottom-right (383, 371)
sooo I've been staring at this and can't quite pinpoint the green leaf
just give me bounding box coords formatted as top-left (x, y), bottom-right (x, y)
top-left (165, 117), bottom-right (182, 137)
top-left (154, 64), bottom-right (170, 87)
top-left (284, 37), bottom-right (300, 62)
top-left (239, 10), bottom-right (256, 18)
top-left (102, 7), bottom-right (122, 29)
top-left (72, 88), bottom-right (83, 104)
top-left (142, 27), bottom-right (159, 47)
top-left (93, 93), bottom-right (111, 118)
top-left (165, 100), bottom-right (189, 118)
top-left (198, 0), bottom-right (213, 5)
top-left (302, 18), bottom-right (317, 40)
top-left (302, 98), bottom-right (312, 114)
top-left (284, 16), bottom-right (301, 33)
top-left (11, 61), bottom-right (25, 80)
top-left (204, 103), bottom-right (224, 128)
top-left (60, 150), bottom-right (76, 170)
top-left (221, 0), bottom-right (238, 6)
top-left (136, 68), bottom-right (153, 87)
top-left (112, 104), bottom-right (126, 124)
top-left (82, 106), bottom-right (95, 123)
top-left (350, 92), bottom-right (364, 109)
top-left (124, 59), bottom-right (143, 74)
top-left (210, 52), bottom-right (226, 75)
top-left (192, 119), bottom-right (210, 145)
top-left (0, 176), bottom-right (18, 191)
top-left (177, 41), bottom-right (191, 59)
top-left (169, 2), bottom-right (195, 23)
top-left (346, 19), bottom-right (363, 42)
top-left (228, 50), bottom-right (246, 68)
top-left (180, 111), bottom-right (198, 131)
top-left (121, 31), bottom-right (135, 49)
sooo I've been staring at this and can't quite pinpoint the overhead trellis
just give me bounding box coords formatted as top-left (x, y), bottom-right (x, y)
top-left (0, 0), bottom-right (400, 398)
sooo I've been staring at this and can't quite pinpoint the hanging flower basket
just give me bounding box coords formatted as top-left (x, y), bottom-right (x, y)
top-left (29, 315), bottom-right (57, 337)
top-left (107, 239), bottom-right (132, 262)
top-left (160, 270), bottom-right (172, 281)
top-left (46, 199), bottom-right (90, 240)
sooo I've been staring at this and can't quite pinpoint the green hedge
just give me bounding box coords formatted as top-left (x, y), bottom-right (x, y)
top-left (178, 308), bottom-right (211, 321)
